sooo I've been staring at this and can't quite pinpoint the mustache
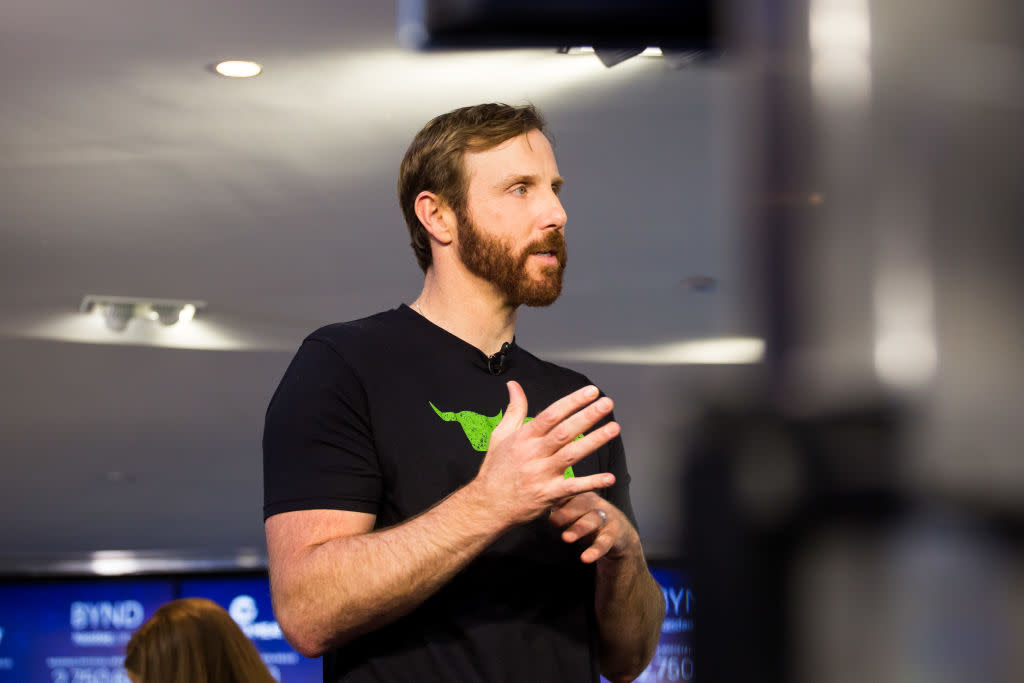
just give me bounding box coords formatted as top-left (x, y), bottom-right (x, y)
top-left (522, 232), bottom-right (567, 266)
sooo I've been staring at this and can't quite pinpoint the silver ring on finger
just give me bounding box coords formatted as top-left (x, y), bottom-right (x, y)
top-left (595, 509), bottom-right (607, 527)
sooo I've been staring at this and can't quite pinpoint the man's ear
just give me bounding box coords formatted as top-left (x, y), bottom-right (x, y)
top-left (413, 191), bottom-right (455, 246)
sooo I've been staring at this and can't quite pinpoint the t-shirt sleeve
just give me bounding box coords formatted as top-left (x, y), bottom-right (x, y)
top-left (262, 336), bottom-right (381, 519)
top-left (602, 410), bottom-right (639, 532)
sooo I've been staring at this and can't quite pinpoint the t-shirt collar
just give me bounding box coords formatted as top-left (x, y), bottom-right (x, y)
top-left (398, 303), bottom-right (519, 375)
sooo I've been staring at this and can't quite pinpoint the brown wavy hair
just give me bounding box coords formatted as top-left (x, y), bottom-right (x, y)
top-left (124, 597), bottom-right (277, 683)
top-left (398, 102), bottom-right (548, 273)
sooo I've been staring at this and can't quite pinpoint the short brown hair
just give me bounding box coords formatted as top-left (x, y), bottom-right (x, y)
top-left (398, 103), bottom-right (548, 272)
top-left (124, 598), bottom-right (277, 683)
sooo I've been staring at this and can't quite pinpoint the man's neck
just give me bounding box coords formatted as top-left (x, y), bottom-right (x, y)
top-left (411, 269), bottom-right (517, 358)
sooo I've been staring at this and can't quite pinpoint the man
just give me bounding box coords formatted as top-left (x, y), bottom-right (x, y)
top-left (263, 103), bottom-right (664, 683)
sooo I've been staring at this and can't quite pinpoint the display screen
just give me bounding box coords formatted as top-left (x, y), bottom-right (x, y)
top-left (0, 575), bottom-right (317, 683)
top-left (0, 578), bottom-right (174, 683)
top-left (602, 562), bottom-right (695, 683)
top-left (0, 563), bottom-right (690, 683)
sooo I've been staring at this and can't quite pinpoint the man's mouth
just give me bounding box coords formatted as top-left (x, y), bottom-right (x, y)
top-left (525, 234), bottom-right (566, 268)
top-left (531, 250), bottom-right (560, 264)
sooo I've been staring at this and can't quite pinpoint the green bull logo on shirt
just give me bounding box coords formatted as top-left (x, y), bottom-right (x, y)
top-left (429, 402), bottom-right (577, 478)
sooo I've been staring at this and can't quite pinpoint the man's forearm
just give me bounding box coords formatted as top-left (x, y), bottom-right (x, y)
top-left (270, 483), bottom-right (507, 657)
top-left (594, 545), bottom-right (665, 683)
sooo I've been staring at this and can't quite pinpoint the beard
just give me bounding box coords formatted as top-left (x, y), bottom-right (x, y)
top-left (455, 208), bottom-right (567, 307)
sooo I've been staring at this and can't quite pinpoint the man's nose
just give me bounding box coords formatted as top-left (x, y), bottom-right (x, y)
top-left (543, 191), bottom-right (567, 231)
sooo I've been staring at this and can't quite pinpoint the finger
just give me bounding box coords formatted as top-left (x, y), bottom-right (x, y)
top-left (525, 385), bottom-right (602, 436)
top-left (561, 509), bottom-right (608, 543)
top-left (548, 492), bottom-right (599, 526)
top-left (494, 380), bottom-right (528, 435)
top-left (580, 531), bottom-right (615, 564)
top-left (554, 472), bottom-right (616, 499)
top-left (550, 420), bottom-right (621, 472)
top-left (545, 396), bottom-right (615, 450)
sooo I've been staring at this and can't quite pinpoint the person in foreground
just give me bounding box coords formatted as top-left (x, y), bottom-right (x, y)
top-left (263, 102), bottom-right (664, 682)
top-left (124, 597), bottom-right (277, 683)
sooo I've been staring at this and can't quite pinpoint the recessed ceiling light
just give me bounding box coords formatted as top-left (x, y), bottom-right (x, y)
top-left (214, 60), bottom-right (262, 78)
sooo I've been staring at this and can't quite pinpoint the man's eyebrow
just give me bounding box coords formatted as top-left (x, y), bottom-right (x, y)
top-left (499, 173), bottom-right (538, 187)
top-left (499, 173), bottom-right (566, 190)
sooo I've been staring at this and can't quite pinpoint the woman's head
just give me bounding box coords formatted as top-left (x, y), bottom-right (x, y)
top-left (124, 597), bottom-right (277, 683)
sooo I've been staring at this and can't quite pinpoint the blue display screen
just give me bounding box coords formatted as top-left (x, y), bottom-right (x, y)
top-left (0, 564), bottom-right (689, 683)
top-left (602, 562), bottom-right (695, 683)
top-left (0, 579), bottom-right (174, 683)
top-left (0, 575), bottom-right (319, 683)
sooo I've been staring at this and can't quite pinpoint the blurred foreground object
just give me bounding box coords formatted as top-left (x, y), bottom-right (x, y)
top-left (684, 403), bottom-right (1024, 683)
top-left (684, 0), bottom-right (1024, 681)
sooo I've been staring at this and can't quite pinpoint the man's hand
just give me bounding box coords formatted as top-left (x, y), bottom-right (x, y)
top-left (471, 381), bottom-right (620, 527)
top-left (550, 495), bottom-right (663, 682)
top-left (548, 492), bottom-right (640, 564)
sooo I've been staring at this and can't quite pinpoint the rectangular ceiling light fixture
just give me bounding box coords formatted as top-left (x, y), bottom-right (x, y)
top-left (80, 295), bottom-right (207, 332)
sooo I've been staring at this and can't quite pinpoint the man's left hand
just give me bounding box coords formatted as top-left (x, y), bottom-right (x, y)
top-left (548, 492), bottom-right (639, 564)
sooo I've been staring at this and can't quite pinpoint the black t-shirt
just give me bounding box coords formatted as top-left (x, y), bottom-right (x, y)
top-left (263, 305), bottom-right (637, 683)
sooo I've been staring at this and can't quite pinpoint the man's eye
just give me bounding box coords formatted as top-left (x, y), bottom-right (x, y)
top-left (513, 186), bottom-right (527, 196)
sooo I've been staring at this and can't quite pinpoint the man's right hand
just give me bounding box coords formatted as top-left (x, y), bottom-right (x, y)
top-left (470, 380), bottom-right (619, 527)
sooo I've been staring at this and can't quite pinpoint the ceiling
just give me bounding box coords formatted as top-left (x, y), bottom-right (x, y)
top-left (0, 0), bottom-right (759, 569)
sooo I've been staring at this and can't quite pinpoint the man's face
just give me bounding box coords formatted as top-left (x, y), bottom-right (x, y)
top-left (455, 129), bottom-right (568, 307)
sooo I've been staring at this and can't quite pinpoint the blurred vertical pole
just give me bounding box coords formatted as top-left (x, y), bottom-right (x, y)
top-left (735, 0), bottom-right (880, 405)
top-left (731, 0), bottom-right (814, 398)
top-left (685, 3), bottom-right (822, 682)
